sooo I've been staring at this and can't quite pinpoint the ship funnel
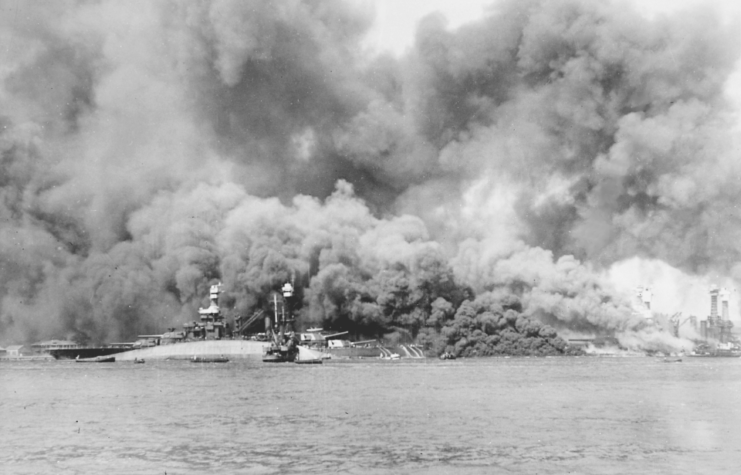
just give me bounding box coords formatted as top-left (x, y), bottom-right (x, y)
top-left (635, 286), bottom-right (652, 311)
top-left (721, 288), bottom-right (730, 320)
top-left (710, 286), bottom-right (720, 318)
top-left (209, 282), bottom-right (222, 304)
top-left (282, 282), bottom-right (294, 298)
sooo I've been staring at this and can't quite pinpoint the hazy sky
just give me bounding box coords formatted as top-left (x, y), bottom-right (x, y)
top-left (368, 0), bottom-right (741, 56)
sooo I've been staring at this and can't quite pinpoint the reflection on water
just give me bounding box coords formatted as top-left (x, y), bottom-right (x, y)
top-left (2, 357), bottom-right (740, 474)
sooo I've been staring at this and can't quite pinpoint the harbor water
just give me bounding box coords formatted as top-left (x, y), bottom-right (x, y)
top-left (2, 356), bottom-right (741, 474)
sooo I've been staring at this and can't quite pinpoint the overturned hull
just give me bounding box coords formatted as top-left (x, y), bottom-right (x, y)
top-left (49, 347), bottom-right (131, 360)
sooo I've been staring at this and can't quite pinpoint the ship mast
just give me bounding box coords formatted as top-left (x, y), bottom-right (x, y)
top-left (262, 281), bottom-right (298, 363)
top-left (274, 292), bottom-right (282, 346)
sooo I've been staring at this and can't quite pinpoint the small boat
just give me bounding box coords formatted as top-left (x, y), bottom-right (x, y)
top-left (134, 358), bottom-right (145, 364)
top-left (190, 355), bottom-right (229, 363)
top-left (662, 357), bottom-right (682, 363)
top-left (295, 359), bottom-right (323, 365)
top-left (262, 353), bottom-right (285, 363)
top-left (262, 344), bottom-right (298, 363)
top-left (76, 355), bottom-right (116, 363)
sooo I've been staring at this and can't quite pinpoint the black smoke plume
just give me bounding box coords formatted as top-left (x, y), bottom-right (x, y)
top-left (1, 0), bottom-right (738, 354)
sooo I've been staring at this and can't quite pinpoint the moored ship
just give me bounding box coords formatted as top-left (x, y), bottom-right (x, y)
top-left (688, 342), bottom-right (741, 358)
top-left (35, 280), bottom-right (425, 362)
top-left (299, 328), bottom-right (425, 359)
top-left (115, 283), bottom-right (267, 361)
top-left (683, 287), bottom-right (741, 358)
top-left (34, 340), bottom-right (134, 360)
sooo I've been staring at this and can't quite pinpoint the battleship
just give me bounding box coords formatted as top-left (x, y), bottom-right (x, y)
top-left (108, 281), bottom-right (382, 362)
top-left (30, 283), bottom-right (270, 361)
top-left (687, 342), bottom-right (741, 358)
top-left (34, 280), bottom-right (425, 362)
top-left (680, 286), bottom-right (741, 357)
top-left (298, 328), bottom-right (424, 359)
top-left (114, 283), bottom-right (268, 361)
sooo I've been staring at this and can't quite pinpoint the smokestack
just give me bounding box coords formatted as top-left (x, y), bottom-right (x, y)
top-left (721, 288), bottom-right (730, 320)
top-left (636, 287), bottom-right (652, 310)
top-left (710, 286), bottom-right (719, 318)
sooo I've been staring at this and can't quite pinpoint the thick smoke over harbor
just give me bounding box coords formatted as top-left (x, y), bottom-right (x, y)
top-left (1, 0), bottom-right (739, 354)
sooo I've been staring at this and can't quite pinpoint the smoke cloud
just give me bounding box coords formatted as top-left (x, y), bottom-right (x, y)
top-left (1, 0), bottom-right (739, 353)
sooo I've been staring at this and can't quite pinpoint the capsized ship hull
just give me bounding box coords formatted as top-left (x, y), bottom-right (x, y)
top-left (49, 347), bottom-right (131, 360)
top-left (114, 340), bottom-right (270, 361)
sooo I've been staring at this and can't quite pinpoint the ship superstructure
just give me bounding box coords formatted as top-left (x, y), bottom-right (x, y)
top-left (261, 282), bottom-right (299, 362)
top-left (634, 286), bottom-right (654, 323)
top-left (689, 286), bottom-right (740, 357)
top-left (185, 282), bottom-right (228, 340)
top-left (699, 286), bottom-right (734, 343)
top-left (136, 283), bottom-right (228, 347)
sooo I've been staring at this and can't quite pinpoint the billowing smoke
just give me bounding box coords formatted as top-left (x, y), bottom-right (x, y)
top-left (1, 0), bottom-right (739, 354)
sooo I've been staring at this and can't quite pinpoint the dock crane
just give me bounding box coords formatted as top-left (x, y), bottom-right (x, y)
top-left (670, 313), bottom-right (697, 338)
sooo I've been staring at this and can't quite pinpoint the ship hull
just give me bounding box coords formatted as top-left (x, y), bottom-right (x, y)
top-left (48, 341), bottom-right (425, 361)
top-left (75, 355), bottom-right (116, 363)
top-left (316, 345), bottom-right (426, 359)
top-left (48, 347), bottom-right (131, 360)
top-left (113, 340), bottom-right (269, 361)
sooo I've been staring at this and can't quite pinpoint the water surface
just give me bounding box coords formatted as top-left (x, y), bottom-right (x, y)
top-left (2, 357), bottom-right (740, 474)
